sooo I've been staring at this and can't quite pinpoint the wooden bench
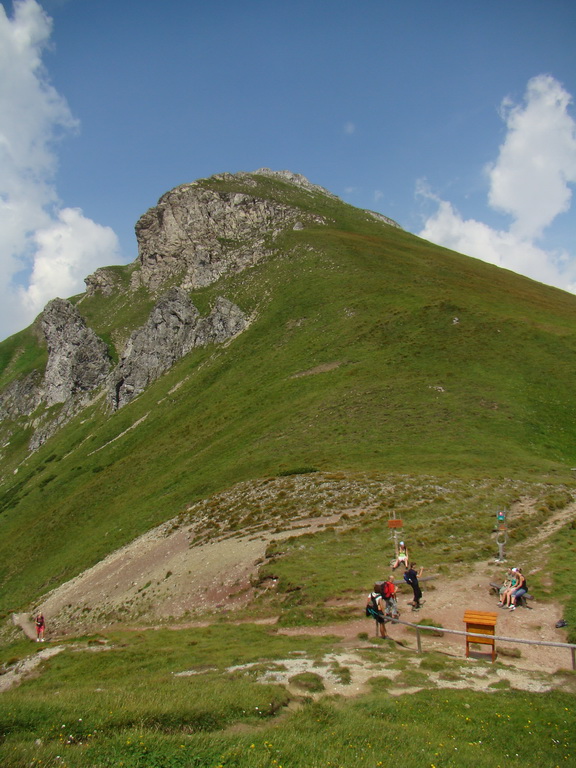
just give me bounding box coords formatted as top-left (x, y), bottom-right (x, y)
top-left (464, 610), bottom-right (498, 662)
top-left (489, 583), bottom-right (534, 608)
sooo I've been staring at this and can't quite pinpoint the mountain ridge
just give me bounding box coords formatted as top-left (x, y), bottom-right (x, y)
top-left (0, 168), bottom-right (575, 621)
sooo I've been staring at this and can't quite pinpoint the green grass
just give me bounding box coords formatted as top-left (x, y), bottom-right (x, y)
top-left (0, 625), bottom-right (332, 760)
top-left (1, 171), bottom-right (576, 619)
top-left (0, 323), bottom-right (47, 389)
top-left (2, 170), bottom-right (576, 768)
top-left (288, 671), bottom-right (325, 692)
top-left (545, 520), bottom-right (576, 644)
top-left (0, 624), bottom-right (574, 768)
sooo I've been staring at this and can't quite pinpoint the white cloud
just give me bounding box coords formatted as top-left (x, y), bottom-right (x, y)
top-left (0, 0), bottom-right (120, 340)
top-left (20, 207), bottom-right (119, 313)
top-left (344, 121), bottom-right (356, 135)
top-left (418, 75), bottom-right (576, 292)
top-left (418, 192), bottom-right (574, 291)
top-left (488, 75), bottom-right (576, 239)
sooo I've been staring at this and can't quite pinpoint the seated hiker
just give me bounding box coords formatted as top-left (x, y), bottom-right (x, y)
top-left (509, 569), bottom-right (528, 611)
top-left (496, 568), bottom-right (513, 605)
top-left (365, 584), bottom-right (388, 638)
top-left (404, 563), bottom-right (424, 610)
top-left (499, 567), bottom-right (520, 608)
top-left (392, 541), bottom-right (409, 570)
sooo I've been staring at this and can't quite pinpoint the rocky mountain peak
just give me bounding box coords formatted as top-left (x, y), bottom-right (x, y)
top-left (0, 169), bottom-right (399, 453)
top-left (130, 170), bottom-right (328, 293)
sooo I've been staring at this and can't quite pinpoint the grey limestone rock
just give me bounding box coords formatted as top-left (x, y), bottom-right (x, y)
top-left (132, 174), bottom-right (325, 293)
top-left (0, 169), bottom-right (359, 449)
top-left (84, 267), bottom-right (122, 297)
top-left (0, 370), bottom-right (43, 421)
top-left (40, 298), bottom-right (111, 406)
top-left (110, 287), bottom-right (248, 409)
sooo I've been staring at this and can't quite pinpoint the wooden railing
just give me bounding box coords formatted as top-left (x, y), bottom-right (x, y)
top-left (376, 615), bottom-right (576, 670)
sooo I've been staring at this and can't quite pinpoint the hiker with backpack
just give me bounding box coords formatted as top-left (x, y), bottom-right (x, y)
top-left (366, 581), bottom-right (398, 638)
top-left (366, 585), bottom-right (388, 638)
top-left (404, 563), bottom-right (424, 610)
top-left (382, 577), bottom-right (399, 620)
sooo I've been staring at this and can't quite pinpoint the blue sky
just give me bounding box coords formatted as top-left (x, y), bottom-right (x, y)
top-left (1, 0), bottom-right (575, 339)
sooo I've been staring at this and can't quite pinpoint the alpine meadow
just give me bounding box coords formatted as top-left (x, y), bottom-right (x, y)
top-left (0, 170), bottom-right (575, 768)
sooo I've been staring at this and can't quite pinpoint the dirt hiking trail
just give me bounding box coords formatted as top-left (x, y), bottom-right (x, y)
top-left (5, 501), bottom-right (575, 695)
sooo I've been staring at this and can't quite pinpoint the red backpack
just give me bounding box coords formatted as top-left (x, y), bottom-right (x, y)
top-left (382, 581), bottom-right (395, 599)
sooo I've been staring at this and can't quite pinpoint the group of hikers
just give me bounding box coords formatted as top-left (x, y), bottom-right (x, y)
top-left (365, 541), bottom-right (424, 639)
top-left (366, 534), bottom-right (534, 639)
top-left (496, 566), bottom-right (528, 611)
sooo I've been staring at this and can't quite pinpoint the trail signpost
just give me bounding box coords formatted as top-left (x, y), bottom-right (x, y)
top-left (387, 516), bottom-right (403, 558)
top-left (495, 509), bottom-right (507, 562)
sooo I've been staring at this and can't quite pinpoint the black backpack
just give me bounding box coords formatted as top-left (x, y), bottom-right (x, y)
top-left (365, 593), bottom-right (383, 620)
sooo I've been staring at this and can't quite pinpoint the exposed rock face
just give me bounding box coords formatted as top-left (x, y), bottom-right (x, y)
top-left (0, 169), bottom-right (372, 451)
top-left (132, 178), bottom-right (323, 293)
top-left (0, 370), bottom-right (43, 421)
top-left (84, 267), bottom-right (122, 297)
top-left (0, 301), bottom-right (113, 452)
top-left (40, 299), bottom-right (111, 406)
top-left (110, 287), bottom-right (248, 409)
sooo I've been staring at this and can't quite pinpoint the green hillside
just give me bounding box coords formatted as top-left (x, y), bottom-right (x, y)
top-left (1, 173), bottom-right (576, 768)
top-left (0, 173), bottom-right (576, 617)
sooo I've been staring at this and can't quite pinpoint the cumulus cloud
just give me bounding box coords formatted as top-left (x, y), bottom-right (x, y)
top-left (418, 75), bottom-right (576, 292)
top-left (20, 207), bottom-right (120, 312)
top-left (0, 0), bottom-right (120, 339)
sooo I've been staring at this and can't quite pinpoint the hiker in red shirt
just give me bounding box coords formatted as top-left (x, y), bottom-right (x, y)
top-left (35, 613), bottom-right (45, 642)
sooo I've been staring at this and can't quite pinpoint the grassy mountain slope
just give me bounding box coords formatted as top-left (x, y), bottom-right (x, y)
top-left (1, 173), bottom-right (576, 617)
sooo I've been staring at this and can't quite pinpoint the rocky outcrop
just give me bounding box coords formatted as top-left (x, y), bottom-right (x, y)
top-left (40, 299), bottom-right (111, 406)
top-left (0, 289), bottom-right (248, 449)
top-left (132, 173), bottom-right (326, 293)
top-left (365, 210), bottom-right (402, 228)
top-left (0, 302), bottom-right (110, 423)
top-left (84, 267), bottom-right (122, 297)
top-left (0, 301), bottom-right (113, 451)
top-left (110, 287), bottom-right (248, 409)
top-left (0, 169), bottom-right (362, 449)
top-left (0, 370), bottom-right (43, 421)
top-left (252, 168), bottom-right (339, 198)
